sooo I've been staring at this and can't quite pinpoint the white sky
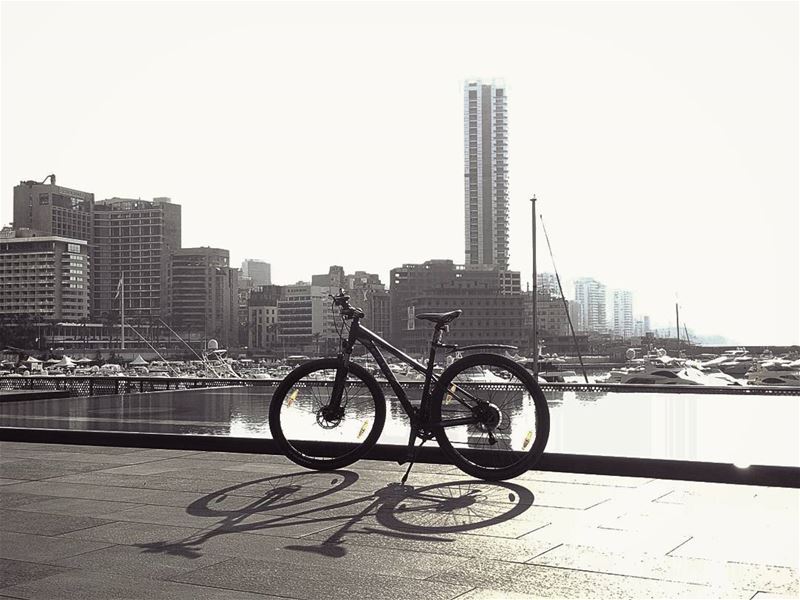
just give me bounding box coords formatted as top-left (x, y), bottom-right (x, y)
top-left (1, 1), bottom-right (798, 344)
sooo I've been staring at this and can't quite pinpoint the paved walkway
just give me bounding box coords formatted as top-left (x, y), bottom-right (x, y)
top-left (0, 441), bottom-right (797, 599)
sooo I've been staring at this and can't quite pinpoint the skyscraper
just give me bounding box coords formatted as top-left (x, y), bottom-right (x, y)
top-left (574, 277), bottom-right (607, 333)
top-left (464, 80), bottom-right (509, 270)
top-left (612, 289), bottom-right (634, 338)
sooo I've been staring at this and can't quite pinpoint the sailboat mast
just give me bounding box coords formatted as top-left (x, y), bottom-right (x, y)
top-left (675, 301), bottom-right (680, 351)
top-left (121, 272), bottom-right (125, 350)
top-left (531, 195), bottom-right (538, 377)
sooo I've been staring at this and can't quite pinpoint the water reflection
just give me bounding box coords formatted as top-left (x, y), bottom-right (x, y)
top-left (0, 385), bottom-right (797, 467)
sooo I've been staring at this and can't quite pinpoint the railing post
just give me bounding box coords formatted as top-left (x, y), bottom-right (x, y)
top-left (115, 379), bottom-right (120, 395)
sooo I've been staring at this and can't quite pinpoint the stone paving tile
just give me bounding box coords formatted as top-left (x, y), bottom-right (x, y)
top-left (303, 526), bottom-right (559, 562)
top-left (0, 443), bottom-right (136, 455)
top-left (59, 521), bottom-right (202, 546)
top-left (164, 530), bottom-right (474, 579)
top-left (0, 531), bottom-right (112, 562)
top-left (528, 543), bottom-right (799, 594)
top-left (49, 472), bottom-right (241, 493)
top-left (504, 479), bottom-right (614, 510)
top-left (0, 493), bottom-right (48, 510)
top-left (517, 470), bottom-right (654, 489)
top-left (0, 559), bottom-right (68, 590)
top-left (172, 556), bottom-right (472, 600)
top-left (672, 531), bottom-right (800, 570)
top-left (110, 457), bottom-right (247, 473)
top-left (0, 449), bottom-right (170, 466)
top-left (429, 558), bottom-right (754, 598)
top-left (12, 497), bottom-right (146, 518)
top-left (51, 543), bottom-right (232, 580)
top-left (0, 460), bottom-right (121, 481)
top-left (0, 509), bottom-right (111, 536)
top-left (0, 570), bottom-right (282, 600)
top-left (87, 504), bottom-right (230, 530)
top-left (522, 520), bottom-right (693, 556)
top-left (0, 481), bottom-right (159, 503)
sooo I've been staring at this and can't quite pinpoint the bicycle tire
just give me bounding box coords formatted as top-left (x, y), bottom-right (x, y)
top-left (269, 358), bottom-right (386, 471)
top-left (431, 353), bottom-right (550, 481)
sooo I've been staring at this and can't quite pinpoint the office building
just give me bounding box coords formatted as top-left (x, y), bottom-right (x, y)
top-left (0, 228), bottom-right (90, 320)
top-left (464, 80), bottom-right (509, 270)
top-left (574, 277), bottom-right (607, 333)
top-left (241, 259), bottom-right (271, 286)
top-left (248, 285), bottom-right (284, 350)
top-left (276, 283), bottom-right (335, 353)
top-left (390, 259), bottom-right (524, 353)
top-left (313, 266), bottom-right (391, 338)
top-left (92, 197), bottom-right (180, 322)
top-left (13, 177), bottom-right (94, 248)
top-left (171, 247), bottom-right (238, 347)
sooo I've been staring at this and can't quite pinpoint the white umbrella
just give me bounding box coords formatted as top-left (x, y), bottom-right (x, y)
top-left (130, 355), bottom-right (149, 366)
top-left (75, 357), bottom-right (93, 363)
top-left (25, 357), bottom-right (43, 363)
top-left (55, 356), bottom-right (75, 368)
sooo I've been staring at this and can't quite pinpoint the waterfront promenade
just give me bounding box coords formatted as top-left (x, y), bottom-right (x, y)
top-left (0, 441), bottom-right (797, 599)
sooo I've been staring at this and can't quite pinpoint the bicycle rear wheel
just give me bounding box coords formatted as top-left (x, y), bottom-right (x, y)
top-left (432, 353), bottom-right (550, 481)
top-left (269, 358), bottom-right (386, 471)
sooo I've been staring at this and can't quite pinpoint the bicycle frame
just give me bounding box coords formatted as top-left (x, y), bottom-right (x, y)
top-left (334, 315), bottom-right (480, 433)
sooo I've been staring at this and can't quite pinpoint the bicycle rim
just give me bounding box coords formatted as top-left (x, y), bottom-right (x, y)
top-left (434, 354), bottom-right (549, 480)
top-left (269, 359), bottom-right (386, 470)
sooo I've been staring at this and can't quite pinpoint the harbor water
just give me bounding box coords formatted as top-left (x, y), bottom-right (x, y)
top-left (1, 384), bottom-right (797, 468)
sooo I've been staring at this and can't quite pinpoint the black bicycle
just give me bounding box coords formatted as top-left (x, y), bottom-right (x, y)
top-left (269, 290), bottom-right (550, 481)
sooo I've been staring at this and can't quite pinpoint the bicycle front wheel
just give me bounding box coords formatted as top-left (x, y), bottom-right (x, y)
top-left (269, 358), bottom-right (386, 471)
top-left (432, 353), bottom-right (550, 481)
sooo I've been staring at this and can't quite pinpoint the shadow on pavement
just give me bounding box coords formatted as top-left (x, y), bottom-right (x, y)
top-left (136, 470), bottom-right (535, 559)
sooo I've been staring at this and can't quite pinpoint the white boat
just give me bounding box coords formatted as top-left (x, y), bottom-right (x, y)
top-left (746, 361), bottom-right (800, 386)
top-left (604, 349), bottom-right (740, 386)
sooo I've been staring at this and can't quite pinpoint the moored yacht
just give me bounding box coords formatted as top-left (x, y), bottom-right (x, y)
top-left (746, 361), bottom-right (800, 386)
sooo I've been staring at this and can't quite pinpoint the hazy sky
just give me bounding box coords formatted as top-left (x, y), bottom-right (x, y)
top-left (1, 1), bottom-right (798, 344)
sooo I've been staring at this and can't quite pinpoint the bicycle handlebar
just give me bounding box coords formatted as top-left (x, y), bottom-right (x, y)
top-left (330, 289), bottom-right (364, 319)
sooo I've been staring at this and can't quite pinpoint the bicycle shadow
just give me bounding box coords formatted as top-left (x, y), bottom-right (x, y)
top-left (136, 469), bottom-right (535, 560)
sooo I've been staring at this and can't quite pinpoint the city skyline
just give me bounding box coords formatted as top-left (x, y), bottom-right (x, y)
top-left (1, 2), bottom-right (797, 345)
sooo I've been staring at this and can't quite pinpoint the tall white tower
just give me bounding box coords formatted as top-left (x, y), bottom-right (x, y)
top-left (613, 289), bottom-right (634, 338)
top-left (464, 80), bottom-right (509, 270)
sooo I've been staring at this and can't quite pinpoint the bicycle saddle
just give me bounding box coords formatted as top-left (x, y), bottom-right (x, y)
top-left (414, 310), bottom-right (462, 326)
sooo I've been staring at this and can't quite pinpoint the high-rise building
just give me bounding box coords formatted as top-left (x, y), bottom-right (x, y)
top-left (241, 259), bottom-right (271, 286)
top-left (612, 289), bottom-right (634, 338)
top-left (92, 197), bottom-right (180, 322)
top-left (464, 80), bottom-right (509, 270)
top-left (171, 247), bottom-right (238, 347)
top-left (0, 228), bottom-right (90, 321)
top-left (573, 277), bottom-right (607, 333)
top-left (13, 177), bottom-right (94, 248)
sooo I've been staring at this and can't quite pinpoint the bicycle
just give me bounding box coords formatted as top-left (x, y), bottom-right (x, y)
top-left (268, 290), bottom-right (550, 481)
